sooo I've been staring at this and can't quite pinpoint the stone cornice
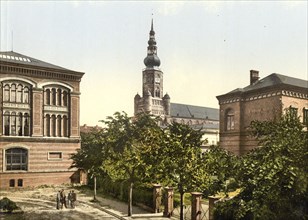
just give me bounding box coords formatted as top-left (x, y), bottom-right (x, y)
top-left (218, 89), bottom-right (308, 105)
top-left (0, 62), bottom-right (84, 82)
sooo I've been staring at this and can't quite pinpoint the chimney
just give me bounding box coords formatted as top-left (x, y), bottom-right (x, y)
top-left (250, 70), bottom-right (259, 85)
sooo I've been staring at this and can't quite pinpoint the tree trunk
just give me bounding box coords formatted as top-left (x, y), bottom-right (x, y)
top-left (93, 175), bottom-right (97, 201)
top-left (128, 181), bottom-right (133, 216)
top-left (180, 191), bottom-right (184, 220)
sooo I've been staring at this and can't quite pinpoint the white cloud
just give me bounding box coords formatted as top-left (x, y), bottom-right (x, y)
top-left (281, 0), bottom-right (307, 9)
top-left (157, 1), bottom-right (186, 16)
top-left (200, 1), bottom-right (225, 14)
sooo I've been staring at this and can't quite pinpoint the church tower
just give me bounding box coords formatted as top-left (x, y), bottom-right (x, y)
top-left (134, 19), bottom-right (170, 118)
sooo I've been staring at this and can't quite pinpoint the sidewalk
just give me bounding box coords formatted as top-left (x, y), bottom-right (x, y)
top-left (76, 187), bottom-right (173, 220)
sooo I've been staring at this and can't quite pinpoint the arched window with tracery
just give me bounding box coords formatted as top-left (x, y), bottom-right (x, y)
top-left (155, 89), bottom-right (160, 97)
top-left (226, 109), bottom-right (235, 131)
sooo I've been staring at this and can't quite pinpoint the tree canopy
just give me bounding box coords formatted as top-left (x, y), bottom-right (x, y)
top-left (215, 109), bottom-right (308, 219)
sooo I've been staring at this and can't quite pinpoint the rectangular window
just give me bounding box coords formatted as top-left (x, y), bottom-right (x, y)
top-left (290, 106), bottom-right (298, 118)
top-left (227, 115), bottom-right (234, 130)
top-left (303, 108), bottom-right (308, 126)
top-left (6, 148), bottom-right (28, 171)
top-left (18, 179), bottom-right (23, 187)
top-left (9, 179), bottom-right (15, 187)
top-left (48, 152), bottom-right (62, 160)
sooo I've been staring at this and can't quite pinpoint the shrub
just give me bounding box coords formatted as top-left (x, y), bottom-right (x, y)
top-left (0, 197), bottom-right (19, 213)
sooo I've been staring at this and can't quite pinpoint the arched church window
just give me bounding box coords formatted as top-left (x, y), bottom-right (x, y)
top-left (155, 89), bottom-right (160, 97)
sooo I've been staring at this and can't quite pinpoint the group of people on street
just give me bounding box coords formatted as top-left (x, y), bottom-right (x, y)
top-left (56, 189), bottom-right (77, 209)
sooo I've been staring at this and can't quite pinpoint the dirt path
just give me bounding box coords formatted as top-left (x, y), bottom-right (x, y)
top-left (0, 186), bottom-right (172, 220)
top-left (0, 186), bottom-right (121, 220)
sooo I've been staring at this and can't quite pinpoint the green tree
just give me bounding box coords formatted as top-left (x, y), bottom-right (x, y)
top-left (161, 122), bottom-right (206, 220)
top-left (71, 129), bottom-right (106, 201)
top-left (202, 145), bottom-right (239, 197)
top-left (101, 112), bottom-right (163, 216)
top-left (215, 109), bottom-right (308, 219)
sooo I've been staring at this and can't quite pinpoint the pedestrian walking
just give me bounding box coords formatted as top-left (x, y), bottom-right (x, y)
top-left (60, 189), bottom-right (67, 209)
top-left (71, 190), bottom-right (77, 208)
top-left (67, 190), bottom-right (72, 208)
top-left (56, 190), bottom-right (61, 209)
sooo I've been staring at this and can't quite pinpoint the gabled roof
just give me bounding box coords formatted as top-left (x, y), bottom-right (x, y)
top-left (0, 51), bottom-right (72, 71)
top-left (170, 103), bottom-right (219, 121)
top-left (220, 73), bottom-right (308, 97)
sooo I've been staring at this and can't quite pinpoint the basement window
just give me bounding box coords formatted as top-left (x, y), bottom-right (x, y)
top-left (9, 179), bottom-right (15, 187)
top-left (18, 179), bottom-right (23, 187)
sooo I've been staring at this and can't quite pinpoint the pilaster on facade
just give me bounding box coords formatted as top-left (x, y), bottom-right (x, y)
top-left (32, 88), bottom-right (44, 137)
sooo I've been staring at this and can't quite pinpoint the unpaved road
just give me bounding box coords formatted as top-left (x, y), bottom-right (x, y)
top-left (0, 186), bottom-right (119, 220)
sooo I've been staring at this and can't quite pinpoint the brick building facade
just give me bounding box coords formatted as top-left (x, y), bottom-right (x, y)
top-left (134, 20), bottom-right (219, 147)
top-left (217, 70), bottom-right (308, 155)
top-left (0, 51), bottom-right (85, 188)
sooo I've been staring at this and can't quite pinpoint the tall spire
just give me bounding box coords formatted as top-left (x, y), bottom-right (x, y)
top-left (144, 19), bottom-right (161, 68)
top-left (151, 18), bottom-right (154, 32)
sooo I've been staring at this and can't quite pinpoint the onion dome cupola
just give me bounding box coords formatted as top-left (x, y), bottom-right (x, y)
top-left (144, 19), bottom-right (161, 68)
top-left (163, 93), bottom-right (170, 100)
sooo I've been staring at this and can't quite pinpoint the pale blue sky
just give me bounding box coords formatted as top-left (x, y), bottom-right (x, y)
top-left (1, 1), bottom-right (307, 125)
